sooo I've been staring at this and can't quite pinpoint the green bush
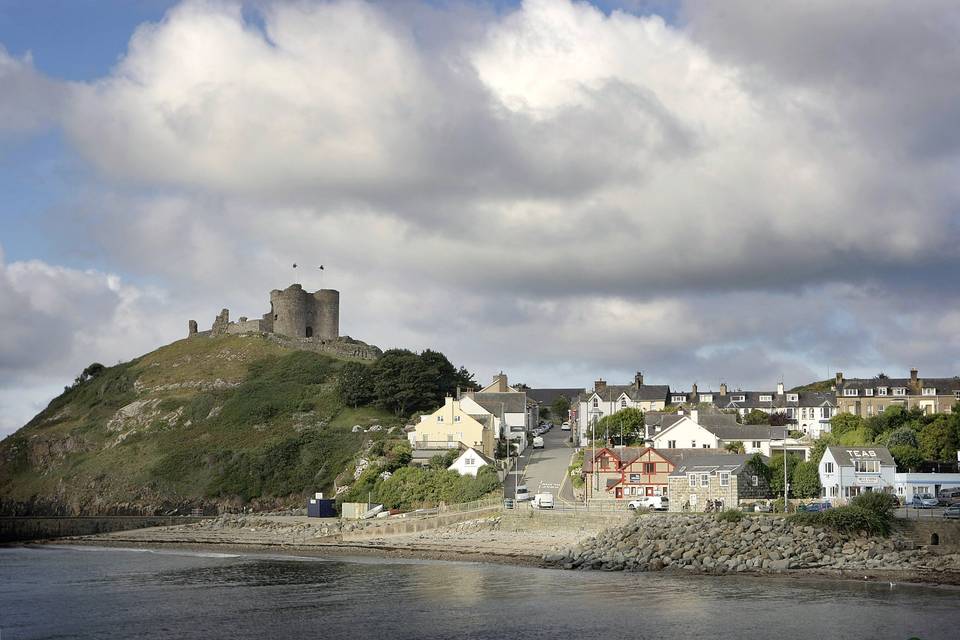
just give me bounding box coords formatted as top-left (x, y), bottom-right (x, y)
top-left (850, 491), bottom-right (898, 516)
top-left (717, 508), bottom-right (744, 523)
top-left (790, 505), bottom-right (891, 537)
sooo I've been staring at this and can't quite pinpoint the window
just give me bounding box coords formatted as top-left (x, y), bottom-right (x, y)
top-left (700, 474), bottom-right (710, 487)
top-left (672, 395), bottom-right (686, 403)
top-left (954, 391), bottom-right (960, 400)
top-left (854, 459), bottom-right (880, 473)
top-left (629, 473), bottom-right (641, 483)
top-left (751, 440), bottom-right (761, 449)
top-left (600, 457), bottom-right (610, 470)
top-left (701, 394), bottom-right (713, 403)
top-left (864, 388), bottom-right (874, 396)
top-left (867, 404), bottom-right (874, 416)
top-left (662, 485), bottom-right (668, 496)
top-left (688, 474), bottom-right (697, 487)
top-left (593, 398), bottom-right (599, 408)
top-left (667, 440), bottom-right (676, 449)
top-left (643, 462), bottom-right (655, 474)
top-left (897, 486), bottom-right (904, 496)
top-left (465, 457), bottom-right (474, 465)
top-left (786, 407), bottom-right (795, 418)
top-left (689, 494), bottom-right (698, 506)
top-left (822, 407), bottom-right (832, 419)
top-left (719, 472), bottom-right (730, 486)
top-left (691, 440), bottom-right (697, 448)
top-left (843, 388), bottom-right (858, 396)
top-left (824, 462), bottom-right (834, 473)
top-left (621, 399), bottom-right (627, 408)
top-left (845, 486), bottom-right (861, 498)
top-left (702, 444), bottom-right (711, 449)
top-left (787, 394), bottom-right (799, 402)
top-left (829, 486), bottom-right (838, 497)
top-left (454, 415), bottom-right (461, 422)
top-left (893, 387), bottom-right (906, 396)
top-left (877, 387), bottom-right (888, 396)
top-left (437, 415), bottom-right (444, 422)
top-left (759, 395), bottom-right (772, 402)
top-left (923, 387), bottom-right (936, 396)
top-left (751, 475), bottom-right (759, 487)
top-left (732, 395), bottom-right (745, 402)
top-left (915, 486), bottom-right (929, 495)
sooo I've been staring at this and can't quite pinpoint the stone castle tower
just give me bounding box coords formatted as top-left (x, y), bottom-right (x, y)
top-left (269, 284), bottom-right (339, 340)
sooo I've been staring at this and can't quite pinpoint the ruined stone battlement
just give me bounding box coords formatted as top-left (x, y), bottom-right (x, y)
top-left (187, 284), bottom-right (379, 360)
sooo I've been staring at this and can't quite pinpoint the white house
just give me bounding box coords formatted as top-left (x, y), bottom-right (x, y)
top-left (893, 472), bottom-right (960, 503)
top-left (575, 373), bottom-right (669, 446)
top-left (647, 410), bottom-right (808, 459)
top-left (819, 446), bottom-right (896, 503)
top-left (448, 447), bottom-right (495, 477)
top-left (461, 373), bottom-right (532, 454)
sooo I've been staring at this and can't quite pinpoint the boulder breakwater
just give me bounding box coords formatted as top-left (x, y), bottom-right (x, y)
top-left (542, 514), bottom-right (960, 578)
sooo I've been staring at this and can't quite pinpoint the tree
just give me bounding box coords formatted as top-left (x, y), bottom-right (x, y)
top-left (596, 408), bottom-right (645, 445)
top-left (829, 413), bottom-right (865, 437)
top-left (791, 460), bottom-right (821, 498)
top-left (73, 362), bottom-right (106, 386)
top-left (724, 441), bottom-right (745, 454)
top-left (371, 349), bottom-right (435, 416)
top-left (886, 426), bottom-right (919, 449)
top-left (338, 362), bottom-right (375, 408)
top-left (918, 416), bottom-right (959, 461)
top-left (768, 411), bottom-right (789, 426)
top-left (769, 453), bottom-right (800, 497)
top-left (890, 445), bottom-right (924, 472)
top-left (809, 435), bottom-right (834, 465)
top-left (743, 409), bottom-right (771, 425)
top-left (551, 395), bottom-right (571, 423)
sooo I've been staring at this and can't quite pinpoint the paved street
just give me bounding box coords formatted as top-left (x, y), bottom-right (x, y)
top-left (504, 426), bottom-right (578, 504)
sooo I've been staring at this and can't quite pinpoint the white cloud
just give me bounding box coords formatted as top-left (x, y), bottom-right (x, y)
top-left (0, 45), bottom-right (66, 135)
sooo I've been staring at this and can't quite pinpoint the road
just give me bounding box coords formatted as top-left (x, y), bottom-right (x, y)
top-left (503, 426), bottom-right (578, 505)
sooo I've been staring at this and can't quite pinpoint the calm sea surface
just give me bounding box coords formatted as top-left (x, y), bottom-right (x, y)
top-left (1, 545), bottom-right (958, 639)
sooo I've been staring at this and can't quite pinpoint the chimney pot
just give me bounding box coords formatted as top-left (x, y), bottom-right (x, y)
top-left (720, 382), bottom-right (728, 396)
top-left (595, 378), bottom-right (607, 394)
top-left (634, 371), bottom-right (644, 387)
top-left (835, 371), bottom-right (843, 385)
top-left (776, 381), bottom-right (784, 395)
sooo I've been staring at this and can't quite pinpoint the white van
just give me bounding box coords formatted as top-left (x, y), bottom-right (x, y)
top-left (532, 436), bottom-right (544, 448)
top-left (532, 493), bottom-right (554, 509)
top-left (514, 485), bottom-right (531, 501)
top-left (561, 422), bottom-right (571, 431)
top-left (628, 496), bottom-right (669, 511)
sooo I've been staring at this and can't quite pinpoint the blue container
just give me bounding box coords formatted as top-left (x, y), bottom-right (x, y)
top-left (308, 498), bottom-right (336, 518)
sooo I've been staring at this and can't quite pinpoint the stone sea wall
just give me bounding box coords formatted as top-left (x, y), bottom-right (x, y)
top-left (542, 514), bottom-right (960, 575)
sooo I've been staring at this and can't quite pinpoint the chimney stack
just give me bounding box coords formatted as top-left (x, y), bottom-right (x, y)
top-left (492, 372), bottom-right (508, 392)
top-left (720, 382), bottom-right (728, 396)
top-left (634, 371), bottom-right (644, 387)
top-left (776, 381), bottom-right (784, 396)
top-left (594, 378), bottom-right (607, 394)
top-left (835, 371), bottom-right (843, 386)
top-left (691, 382), bottom-right (698, 399)
top-left (910, 368), bottom-right (919, 384)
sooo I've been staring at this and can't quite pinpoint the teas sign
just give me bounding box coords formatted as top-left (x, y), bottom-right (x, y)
top-left (846, 450), bottom-right (878, 458)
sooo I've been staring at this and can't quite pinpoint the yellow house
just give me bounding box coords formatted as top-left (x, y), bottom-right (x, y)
top-left (414, 396), bottom-right (495, 458)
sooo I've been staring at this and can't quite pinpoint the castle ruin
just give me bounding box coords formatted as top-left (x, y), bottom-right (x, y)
top-left (188, 284), bottom-right (380, 360)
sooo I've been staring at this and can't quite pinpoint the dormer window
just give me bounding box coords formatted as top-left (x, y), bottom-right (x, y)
top-left (877, 387), bottom-right (887, 396)
top-left (843, 388), bottom-right (858, 396)
top-left (786, 394), bottom-right (798, 402)
top-left (672, 395), bottom-right (685, 403)
top-left (732, 395), bottom-right (745, 402)
top-left (759, 395), bottom-right (772, 402)
top-left (864, 388), bottom-right (874, 396)
top-left (893, 387), bottom-right (907, 396)
top-left (700, 394), bottom-right (713, 403)
top-left (922, 387), bottom-right (936, 396)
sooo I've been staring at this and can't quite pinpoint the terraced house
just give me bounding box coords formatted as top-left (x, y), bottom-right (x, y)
top-left (576, 373), bottom-right (669, 445)
top-left (667, 453), bottom-right (771, 512)
top-left (583, 447), bottom-right (731, 502)
top-left (834, 369), bottom-right (960, 417)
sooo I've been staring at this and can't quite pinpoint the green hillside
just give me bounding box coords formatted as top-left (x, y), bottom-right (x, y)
top-left (789, 379), bottom-right (835, 393)
top-left (0, 335), bottom-right (404, 515)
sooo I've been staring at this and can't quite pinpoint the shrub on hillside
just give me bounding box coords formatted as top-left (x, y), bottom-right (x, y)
top-left (717, 509), bottom-right (744, 523)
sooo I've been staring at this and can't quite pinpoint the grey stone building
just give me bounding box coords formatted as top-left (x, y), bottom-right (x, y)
top-left (667, 453), bottom-right (771, 512)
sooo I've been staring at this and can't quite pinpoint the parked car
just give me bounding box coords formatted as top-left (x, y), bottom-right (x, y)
top-left (753, 502), bottom-right (773, 513)
top-left (561, 422), bottom-right (571, 431)
top-left (514, 485), bottom-right (530, 501)
top-left (937, 488), bottom-right (960, 506)
top-left (532, 436), bottom-right (544, 449)
top-left (912, 494), bottom-right (939, 509)
top-left (532, 493), bottom-right (554, 509)
top-left (628, 496), bottom-right (668, 511)
top-left (797, 502), bottom-right (832, 513)
top-left (944, 505), bottom-right (960, 519)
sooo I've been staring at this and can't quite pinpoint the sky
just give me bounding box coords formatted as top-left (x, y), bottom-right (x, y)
top-left (1, 0), bottom-right (959, 437)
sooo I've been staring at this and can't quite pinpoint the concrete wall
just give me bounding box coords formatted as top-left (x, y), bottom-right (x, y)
top-left (902, 520), bottom-right (960, 552)
top-left (0, 516), bottom-right (205, 543)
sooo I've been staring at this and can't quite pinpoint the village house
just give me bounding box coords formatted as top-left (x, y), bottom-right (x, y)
top-left (575, 373), bottom-right (669, 446)
top-left (460, 372), bottom-right (536, 454)
top-left (447, 447), bottom-right (495, 477)
top-left (834, 369), bottom-right (960, 417)
top-left (645, 410), bottom-right (809, 460)
top-left (582, 447), bottom-right (736, 502)
top-left (666, 453), bottom-right (771, 512)
top-left (410, 396), bottom-right (496, 459)
top-left (819, 446), bottom-right (896, 503)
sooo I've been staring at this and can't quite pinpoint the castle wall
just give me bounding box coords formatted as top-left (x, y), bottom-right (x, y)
top-left (225, 319), bottom-right (266, 335)
top-left (313, 289), bottom-right (339, 339)
top-left (269, 284), bottom-right (339, 340)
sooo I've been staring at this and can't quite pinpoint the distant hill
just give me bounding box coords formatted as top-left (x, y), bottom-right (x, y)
top-left (789, 379), bottom-right (835, 393)
top-left (0, 335), bottom-right (403, 516)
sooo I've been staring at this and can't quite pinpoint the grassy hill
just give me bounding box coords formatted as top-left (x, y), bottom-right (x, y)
top-left (789, 379), bottom-right (835, 393)
top-left (0, 335), bottom-right (404, 515)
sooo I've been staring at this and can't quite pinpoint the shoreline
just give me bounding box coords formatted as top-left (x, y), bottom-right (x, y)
top-left (26, 536), bottom-right (960, 589)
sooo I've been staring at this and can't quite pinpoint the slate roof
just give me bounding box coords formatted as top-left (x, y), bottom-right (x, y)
top-left (466, 392), bottom-right (528, 415)
top-left (669, 453), bottom-right (760, 477)
top-left (525, 388), bottom-right (583, 406)
top-left (580, 384), bottom-right (671, 404)
top-left (838, 376), bottom-right (960, 395)
top-left (825, 446), bottom-right (895, 466)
